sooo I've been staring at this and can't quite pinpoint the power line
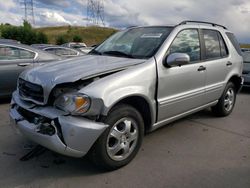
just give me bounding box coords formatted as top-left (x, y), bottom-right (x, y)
top-left (86, 0), bottom-right (105, 26)
top-left (20, 0), bottom-right (35, 25)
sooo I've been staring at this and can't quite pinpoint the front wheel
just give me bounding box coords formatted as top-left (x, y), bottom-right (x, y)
top-left (212, 82), bottom-right (236, 117)
top-left (90, 104), bottom-right (144, 170)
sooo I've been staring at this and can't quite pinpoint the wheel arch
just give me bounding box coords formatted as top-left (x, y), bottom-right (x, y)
top-left (228, 75), bottom-right (242, 93)
top-left (105, 95), bottom-right (155, 133)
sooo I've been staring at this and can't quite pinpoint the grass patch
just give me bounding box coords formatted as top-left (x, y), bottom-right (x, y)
top-left (35, 26), bottom-right (117, 46)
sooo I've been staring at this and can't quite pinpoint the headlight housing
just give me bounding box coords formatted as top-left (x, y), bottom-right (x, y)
top-left (54, 93), bottom-right (91, 115)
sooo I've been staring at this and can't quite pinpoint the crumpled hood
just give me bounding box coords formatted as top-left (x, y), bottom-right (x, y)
top-left (20, 55), bottom-right (145, 103)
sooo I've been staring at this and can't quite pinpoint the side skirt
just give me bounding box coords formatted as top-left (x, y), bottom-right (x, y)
top-left (150, 100), bottom-right (218, 132)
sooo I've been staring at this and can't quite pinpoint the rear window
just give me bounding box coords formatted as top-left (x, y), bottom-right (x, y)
top-left (226, 32), bottom-right (242, 55)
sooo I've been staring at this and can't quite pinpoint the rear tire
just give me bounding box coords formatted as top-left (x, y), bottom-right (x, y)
top-left (212, 82), bottom-right (236, 117)
top-left (90, 104), bottom-right (144, 170)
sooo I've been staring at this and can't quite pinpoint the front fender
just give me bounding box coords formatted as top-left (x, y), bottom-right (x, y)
top-left (80, 59), bottom-right (157, 120)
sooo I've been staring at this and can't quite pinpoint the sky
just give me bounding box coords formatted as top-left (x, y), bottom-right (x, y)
top-left (0, 0), bottom-right (250, 43)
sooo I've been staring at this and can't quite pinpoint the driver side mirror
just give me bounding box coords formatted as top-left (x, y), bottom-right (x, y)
top-left (163, 53), bottom-right (190, 67)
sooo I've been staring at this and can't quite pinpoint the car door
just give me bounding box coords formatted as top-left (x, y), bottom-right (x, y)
top-left (200, 29), bottom-right (230, 103)
top-left (0, 45), bottom-right (35, 96)
top-left (157, 29), bottom-right (206, 122)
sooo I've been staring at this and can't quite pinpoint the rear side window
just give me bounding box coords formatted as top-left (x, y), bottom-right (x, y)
top-left (45, 48), bottom-right (57, 54)
top-left (19, 49), bottom-right (36, 59)
top-left (218, 33), bottom-right (228, 57)
top-left (56, 48), bottom-right (78, 56)
top-left (226, 32), bottom-right (242, 55)
top-left (203, 30), bottom-right (221, 59)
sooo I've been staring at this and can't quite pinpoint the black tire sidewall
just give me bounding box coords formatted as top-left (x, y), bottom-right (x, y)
top-left (92, 104), bottom-right (144, 170)
top-left (213, 82), bottom-right (236, 116)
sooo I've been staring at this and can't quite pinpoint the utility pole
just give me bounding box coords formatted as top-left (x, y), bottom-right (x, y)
top-left (20, 0), bottom-right (35, 25)
top-left (86, 0), bottom-right (105, 26)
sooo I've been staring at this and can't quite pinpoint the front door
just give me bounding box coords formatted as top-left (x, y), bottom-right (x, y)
top-left (157, 29), bottom-right (206, 122)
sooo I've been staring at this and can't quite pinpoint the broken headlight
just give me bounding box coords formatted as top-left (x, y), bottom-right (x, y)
top-left (54, 93), bottom-right (91, 115)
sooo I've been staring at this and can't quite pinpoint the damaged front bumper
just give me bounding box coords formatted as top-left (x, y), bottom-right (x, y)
top-left (9, 91), bottom-right (108, 158)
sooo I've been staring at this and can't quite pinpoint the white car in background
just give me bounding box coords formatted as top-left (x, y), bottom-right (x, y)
top-left (62, 42), bottom-right (93, 54)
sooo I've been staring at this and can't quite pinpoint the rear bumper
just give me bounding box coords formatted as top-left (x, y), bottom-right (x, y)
top-left (10, 91), bottom-right (108, 158)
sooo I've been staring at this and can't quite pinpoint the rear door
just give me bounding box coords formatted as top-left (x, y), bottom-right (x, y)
top-left (0, 45), bottom-right (35, 96)
top-left (200, 29), bottom-right (230, 103)
top-left (157, 29), bottom-right (206, 122)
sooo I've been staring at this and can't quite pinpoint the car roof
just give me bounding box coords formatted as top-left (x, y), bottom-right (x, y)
top-left (128, 21), bottom-right (228, 32)
top-left (0, 39), bottom-right (20, 44)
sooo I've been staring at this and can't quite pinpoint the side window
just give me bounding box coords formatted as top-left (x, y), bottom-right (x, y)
top-left (19, 49), bottom-right (35, 59)
top-left (56, 48), bottom-right (70, 56)
top-left (218, 33), bottom-right (228, 57)
top-left (0, 46), bottom-right (35, 60)
top-left (68, 49), bottom-right (78, 56)
top-left (169, 29), bottom-right (200, 62)
top-left (45, 48), bottom-right (57, 54)
top-left (0, 46), bottom-right (20, 60)
top-left (203, 30), bottom-right (221, 59)
top-left (226, 32), bottom-right (242, 56)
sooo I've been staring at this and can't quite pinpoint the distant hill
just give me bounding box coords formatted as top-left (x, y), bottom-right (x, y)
top-left (240, 44), bottom-right (250, 49)
top-left (35, 26), bottom-right (117, 46)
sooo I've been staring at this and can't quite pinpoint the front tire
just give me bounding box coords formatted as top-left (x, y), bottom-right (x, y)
top-left (212, 82), bottom-right (236, 117)
top-left (90, 104), bottom-right (144, 170)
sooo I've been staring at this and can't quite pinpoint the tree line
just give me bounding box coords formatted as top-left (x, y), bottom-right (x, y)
top-left (0, 21), bottom-right (48, 44)
top-left (0, 21), bottom-right (83, 45)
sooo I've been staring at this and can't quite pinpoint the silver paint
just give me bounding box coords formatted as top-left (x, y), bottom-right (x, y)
top-left (10, 23), bottom-right (243, 158)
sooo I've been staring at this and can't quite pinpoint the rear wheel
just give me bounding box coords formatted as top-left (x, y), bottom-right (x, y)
top-left (212, 82), bottom-right (236, 117)
top-left (90, 104), bottom-right (144, 170)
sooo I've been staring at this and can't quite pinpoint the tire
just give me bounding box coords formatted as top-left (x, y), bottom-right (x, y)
top-left (90, 104), bottom-right (144, 170)
top-left (212, 82), bottom-right (236, 117)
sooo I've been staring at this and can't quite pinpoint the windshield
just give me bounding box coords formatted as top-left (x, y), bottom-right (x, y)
top-left (92, 27), bottom-right (173, 59)
top-left (243, 52), bottom-right (250, 63)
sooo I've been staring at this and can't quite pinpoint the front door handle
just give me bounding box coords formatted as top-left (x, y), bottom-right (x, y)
top-left (18, 63), bottom-right (31, 67)
top-left (197, 66), bottom-right (206, 71)
top-left (226, 61), bottom-right (233, 66)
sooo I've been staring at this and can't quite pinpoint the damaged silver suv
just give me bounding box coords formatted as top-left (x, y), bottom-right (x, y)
top-left (10, 21), bottom-right (243, 170)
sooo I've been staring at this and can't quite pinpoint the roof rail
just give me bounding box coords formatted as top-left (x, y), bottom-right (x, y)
top-left (178, 20), bottom-right (227, 30)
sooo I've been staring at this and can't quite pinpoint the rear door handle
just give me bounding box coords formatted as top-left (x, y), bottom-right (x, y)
top-left (197, 66), bottom-right (206, 71)
top-left (18, 63), bottom-right (31, 67)
top-left (226, 61), bottom-right (233, 66)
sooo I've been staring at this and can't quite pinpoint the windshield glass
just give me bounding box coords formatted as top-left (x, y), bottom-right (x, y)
top-left (93, 26), bottom-right (173, 59)
top-left (243, 52), bottom-right (250, 63)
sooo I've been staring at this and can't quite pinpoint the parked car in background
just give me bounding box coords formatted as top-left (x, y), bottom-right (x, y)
top-left (0, 39), bottom-right (20, 44)
top-left (33, 45), bottom-right (85, 58)
top-left (241, 48), bottom-right (250, 52)
top-left (79, 46), bottom-right (94, 54)
top-left (62, 42), bottom-right (87, 49)
top-left (10, 21), bottom-right (243, 170)
top-left (62, 42), bottom-right (93, 54)
top-left (242, 51), bottom-right (250, 87)
top-left (0, 42), bottom-right (61, 97)
top-left (31, 44), bottom-right (54, 49)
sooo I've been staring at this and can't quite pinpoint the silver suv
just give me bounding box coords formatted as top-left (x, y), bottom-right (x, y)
top-left (10, 21), bottom-right (243, 170)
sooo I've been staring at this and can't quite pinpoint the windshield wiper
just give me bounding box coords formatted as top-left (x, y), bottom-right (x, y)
top-left (102, 51), bottom-right (135, 58)
top-left (89, 49), bottom-right (102, 55)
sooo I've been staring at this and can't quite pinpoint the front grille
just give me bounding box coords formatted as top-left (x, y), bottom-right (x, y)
top-left (19, 78), bottom-right (44, 103)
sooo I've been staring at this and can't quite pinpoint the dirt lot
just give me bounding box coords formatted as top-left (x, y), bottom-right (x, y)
top-left (0, 89), bottom-right (250, 188)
